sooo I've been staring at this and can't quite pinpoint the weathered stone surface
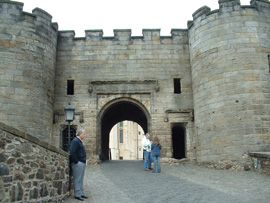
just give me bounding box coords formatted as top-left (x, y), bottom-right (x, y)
top-left (1, 0), bottom-right (270, 201)
top-left (30, 187), bottom-right (38, 200)
top-left (12, 151), bottom-right (21, 158)
top-left (2, 176), bottom-right (12, 183)
top-left (0, 141), bottom-right (5, 149)
top-left (7, 157), bottom-right (15, 164)
top-left (19, 143), bottom-right (33, 153)
top-left (0, 163), bottom-right (9, 176)
top-left (36, 169), bottom-right (44, 179)
top-left (0, 124), bottom-right (70, 202)
top-left (11, 183), bottom-right (23, 202)
top-left (0, 178), bottom-right (4, 202)
top-left (0, 153), bottom-right (6, 162)
top-left (29, 174), bottom-right (35, 179)
top-left (40, 183), bottom-right (49, 197)
top-left (23, 181), bottom-right (31, 188)
top-left (22, 166), bottom-right (31, 173)
top-left (17, 158), bottom-right (25, 165)
top-left (14, 172), bottom-right (25, 181)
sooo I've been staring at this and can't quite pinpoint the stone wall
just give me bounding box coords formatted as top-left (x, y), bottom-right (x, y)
top-left (53, 29), bottom-right (195, 162)
top-left (188, 0), bottom-right (270, 164)
top-left (0, 122), bottom-right (70, 202)
top-left (0, 0), bottom-right (58, 140)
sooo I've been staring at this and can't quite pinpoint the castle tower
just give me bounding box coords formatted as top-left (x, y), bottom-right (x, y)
top-left (0, 1), bottom-right (58, 140)
top-left (189, 0), bottom-right (270, 164)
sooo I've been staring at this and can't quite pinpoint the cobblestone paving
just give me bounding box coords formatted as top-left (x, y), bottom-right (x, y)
top-left (65, 160), bottom-right (270, 203)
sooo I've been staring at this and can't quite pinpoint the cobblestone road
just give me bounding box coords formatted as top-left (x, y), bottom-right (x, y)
top-left (65, 160), bottom-right (270, 203)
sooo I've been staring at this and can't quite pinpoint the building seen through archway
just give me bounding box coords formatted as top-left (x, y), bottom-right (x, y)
top-left (109, 121), bottom-right (144, 160)
top-left (99, 99), bottom-right (150, 160)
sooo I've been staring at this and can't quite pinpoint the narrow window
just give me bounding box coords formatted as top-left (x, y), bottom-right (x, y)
top-left (268, 55), bottom-right (270, 73)
top-left (119, 121), bottom-right (123, 143)
top-left (67, 80), bottom-right (74, 95)
top-left (62, 127), bottom-right (76, 152)
top-left (174, 78), bottom-right (181, 94)
top-left (120, 128), bottom-right (123, 143)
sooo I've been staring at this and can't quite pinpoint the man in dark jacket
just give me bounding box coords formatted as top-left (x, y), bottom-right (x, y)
top-left (70, 129), bottom-right (88, 201)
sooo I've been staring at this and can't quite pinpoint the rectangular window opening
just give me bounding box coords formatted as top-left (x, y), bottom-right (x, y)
top-left (67, 80), bottom-right (74, 95)
top-left (174, 78), bottom-right (181, 94)
top-left (267, 55), bottom-right (270, 73)
top-left (120, 128), bottom-right (123, 143)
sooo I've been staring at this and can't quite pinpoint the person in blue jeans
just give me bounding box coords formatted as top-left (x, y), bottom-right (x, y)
top-left (142, 133), bottom-right (153, 171)
top-left (151, 136), bottom-right (162, 173)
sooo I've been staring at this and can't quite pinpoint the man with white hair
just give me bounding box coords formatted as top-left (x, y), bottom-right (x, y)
top-left (142, 133), bottom-right (153, 171)
top-left (70, 129), bottom-right (88, 201)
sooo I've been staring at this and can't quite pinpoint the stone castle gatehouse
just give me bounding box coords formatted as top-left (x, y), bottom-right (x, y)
top-left (1, 0), bottom-right (270, 169)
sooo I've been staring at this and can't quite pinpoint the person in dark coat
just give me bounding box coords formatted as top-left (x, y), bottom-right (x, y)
top-left (70, 129), bottom-right (88, 201)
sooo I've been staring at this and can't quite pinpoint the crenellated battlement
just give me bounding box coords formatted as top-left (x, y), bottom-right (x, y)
top-left (0, 0), bottom-right (58, 34)
top-left (189, 0), bottom-right (270, 28)
top-left (2, 0), bottom-right (270, 183)
top-left (58, 28), bottom-right (188, 43)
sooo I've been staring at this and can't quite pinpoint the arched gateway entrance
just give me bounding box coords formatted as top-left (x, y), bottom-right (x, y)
top-left (98, 98), bottom-right (151, 160)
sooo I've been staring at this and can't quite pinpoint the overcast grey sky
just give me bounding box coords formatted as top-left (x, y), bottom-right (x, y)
top-left (21, 0), bottom-right (251, 37)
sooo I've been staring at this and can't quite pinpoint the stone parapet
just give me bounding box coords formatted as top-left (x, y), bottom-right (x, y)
top-left (58, 28), bottom-right (189, 43)
top-left (0, 122), bottom-right (70, 202)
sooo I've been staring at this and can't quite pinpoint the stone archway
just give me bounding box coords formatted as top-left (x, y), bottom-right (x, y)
top-left (97, 98), bottom-right (151, 160)
top-left (172, 124), bottom-right (186, 159)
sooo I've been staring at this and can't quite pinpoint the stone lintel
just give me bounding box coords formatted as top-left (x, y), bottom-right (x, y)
top-left (89, 80), bottom-right (159, 94)
top-left (249, 152), bottom-right (270, 159)
top-left (90, 80), bottom-right (157, 85)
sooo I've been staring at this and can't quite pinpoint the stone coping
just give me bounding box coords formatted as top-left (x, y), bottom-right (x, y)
top-left (0, 122), bottom-right (69, 158)
top-left (249, 152), bottom-right (270, 159)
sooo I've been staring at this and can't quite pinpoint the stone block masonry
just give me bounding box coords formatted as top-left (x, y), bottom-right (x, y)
top-left (188, 0), bottom-right (270, 164)
top-left (0, 122), bottom-right (70, 202)
top-left (1, 0), bottom-right (270, 179)
top-left (0, 0), bottom-right (58, 140)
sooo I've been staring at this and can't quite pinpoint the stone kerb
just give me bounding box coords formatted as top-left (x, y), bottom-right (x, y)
top-left (0, 122), bottom-right (70, 202)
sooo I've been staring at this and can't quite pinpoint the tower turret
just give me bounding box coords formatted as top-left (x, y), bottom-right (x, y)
top-left (189, 0), bottom-right (270, 165)
top-left (0, 1), bottom-right (58, 141)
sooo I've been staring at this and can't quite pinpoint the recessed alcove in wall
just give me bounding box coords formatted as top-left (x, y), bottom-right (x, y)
top-left (172, 124), bottom-right (186, 159)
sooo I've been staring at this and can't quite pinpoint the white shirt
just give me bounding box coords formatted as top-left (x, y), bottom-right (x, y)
top-left (142, 136), bottom-right (151, 152)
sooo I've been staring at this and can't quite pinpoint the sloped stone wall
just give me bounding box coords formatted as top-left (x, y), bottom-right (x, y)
top-left (0, 122), bottom-right (70, 202)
